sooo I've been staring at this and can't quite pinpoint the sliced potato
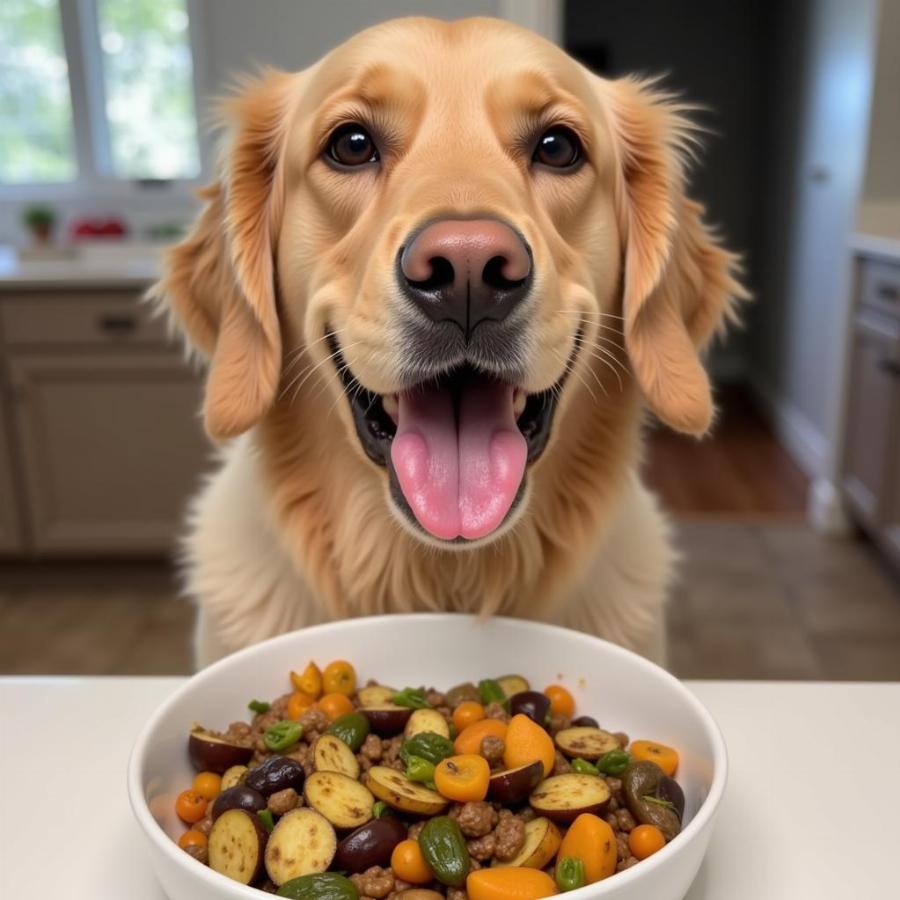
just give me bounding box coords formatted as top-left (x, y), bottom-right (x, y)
top-left (496, 674), bottom-right (530, 697)
top-left (404, 708), bottom-right (450, 740)
top-left (304, 770), bottom-right (375, 829)
top-left (220, 764), bottom-right (248, 792)
top-left (208, 808), bottom-right (267, 885)
top-left (357, 685), bottom-right (396, 707)
top-left (529, 773), bottom-right (611, 823)
top-left (313, 734), bottom-right (360, 779)
top-left (364, 765), bottom-right (448, 816)
top-left (498, 816), bottom-right (561, 869)
top-left (264, 807), bottom-right (336, 886)
top-left (554, 726), bottom-right (620, 760)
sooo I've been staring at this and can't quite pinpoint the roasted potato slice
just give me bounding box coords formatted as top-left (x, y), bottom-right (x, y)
top-left (554, 726), bottom-right (620, 760)
top-left (364, 765), bottom-right (448, 816)
top-left (313, 734), bottom-right (360, 779)
top-left (304, 771), bottom-right (375, 829)
top-left (220, 764), bottom-right (248, 792)
top-left (208, 808), bottom-right (267, 885)
top-left (499, 816), bottom-right (561, 869)
top-left (404, 708), bottom-right (450, 740)
top-left (264, 808), bottom-right (337, 886)
top-left (357, 685), bottom-right (396, 707)
top-left (529, 773), bottom-right (611, 822)
top-left (496, 674), bottom-right (530, 696)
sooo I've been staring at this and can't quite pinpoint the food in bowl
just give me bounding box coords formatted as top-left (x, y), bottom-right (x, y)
top-left (173, 659), bottom-right (685, 899)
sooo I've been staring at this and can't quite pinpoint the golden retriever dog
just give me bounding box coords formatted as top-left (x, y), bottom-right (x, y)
top-left (154, 17), bottom-right (743, 668)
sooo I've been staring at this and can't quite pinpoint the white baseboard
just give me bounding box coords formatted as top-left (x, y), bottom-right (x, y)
top-left (808, 476), bottom-right (852, 535)
top-left (748, 376), bottom-right (828, 479)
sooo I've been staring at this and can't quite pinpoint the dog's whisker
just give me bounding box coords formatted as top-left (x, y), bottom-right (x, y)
top-left (584, 347), bottom-right (626, 392)
top-left (553, 348), bottom-right (601, 402)
top-left (282, 341), bottom-right (361, 404)
top-left (281, 327), bottom-right (350, 378)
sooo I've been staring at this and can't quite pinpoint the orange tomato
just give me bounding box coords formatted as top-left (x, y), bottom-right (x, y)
top-left (192, 771), bottom-right (221, 801)
top-left (543, 685), bottom-right (575, 718)
top-left (629, 824), bottom-right (666, 860)
top-left (556, 813), bottom-right (617, 883)
top-left (178, 829), bottom-right (208, 851)
top-left (287, 690), bottom-right (316, 720)
top-left (291, 662), bottom-right (323, 699)
top-left (630, 740), bottom-right (679, 776)
top-left (317, 691), bottom-right (355, 721)
top-left (390, 839), bottom-right (433, 884)
top-left (322, 660), bottom-right (357, 696)
top-left (503, 714), bottom-right (555, 777)
top-left (434, 754), bottom-right (491, 802)
top-left (453, 718), bottom-right (508, 755)
top-left (174, 789), bottom-right (208, 824)
top-left (452, 701), bottom-right (486, 733)
top-left (466, 867), bottom-right (558, 899)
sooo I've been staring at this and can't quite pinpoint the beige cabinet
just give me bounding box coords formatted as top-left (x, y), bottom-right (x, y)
top-left (0, 394), bottom-right (25, 553)
top-left (0, 288), bottom-right (209, 557)
top-left (842, 256), bottom-right (900, 569)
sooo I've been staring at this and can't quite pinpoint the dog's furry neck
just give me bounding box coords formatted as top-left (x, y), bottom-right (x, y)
top-left (257, 371), bottom-right (641, 623)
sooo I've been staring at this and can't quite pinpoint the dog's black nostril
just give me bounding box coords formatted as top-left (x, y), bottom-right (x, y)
top-left (482, 256), bottom-right (524, 291)
top-left (409, 255), bottom-right (455, 292)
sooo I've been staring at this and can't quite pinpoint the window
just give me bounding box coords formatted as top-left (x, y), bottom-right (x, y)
top-left (0, 0), bottom-right (202, 189)
top-left (0, 0), bottom-right (76, 184)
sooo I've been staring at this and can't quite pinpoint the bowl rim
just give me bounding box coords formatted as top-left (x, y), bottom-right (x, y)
top-left (128, 613), bottom-right (727, 899)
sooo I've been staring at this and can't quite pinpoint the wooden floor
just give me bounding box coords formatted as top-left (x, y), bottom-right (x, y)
top-left (643, 385), bottom-right (809, 518)
top-left (2, 385), bottom-right (898, 680)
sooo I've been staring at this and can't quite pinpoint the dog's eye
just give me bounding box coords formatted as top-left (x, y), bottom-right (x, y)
top-left (327, 124), bottom-right (379, 167)
top-left (533, 127), bottom-right (582, 169)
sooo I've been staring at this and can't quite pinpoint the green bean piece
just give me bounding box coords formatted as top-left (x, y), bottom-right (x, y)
top-left (571, 758), bottom-right (600, 776)
top-left (406, 754), bottom-right (436, 785)
top-left (248, 699), bottom-right (271, 715)
top-left (263, 720), bottom-right (304, 752)
top-left (257, 809), bottom-right (275, 832)
top-left (372, 800), bottom-right (389, 818)
top-left (596, 749), bottom-right (631, 776)
top-left (555, 857), bottom-right (586, 892)
top-left (392, 688), bottom-right (430, 709)
top-left (399, 732), bottom-right (455, 766)
top-left (477, 678), bottom-right (506, 706)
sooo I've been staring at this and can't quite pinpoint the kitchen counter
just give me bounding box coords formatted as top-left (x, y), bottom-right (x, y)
top-left (850, 230), bottom-right (900, 262)
top-left (0, 243), bottom-right (162, 289)
top-left (2, 677), bottom-right (898, 899)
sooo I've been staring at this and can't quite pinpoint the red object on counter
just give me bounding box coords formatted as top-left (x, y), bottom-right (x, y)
top-left (69, 216), bottom-right (129, 239)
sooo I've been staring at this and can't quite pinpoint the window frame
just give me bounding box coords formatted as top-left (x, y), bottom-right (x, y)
top-left (0, 0), bottom-right (210, 199)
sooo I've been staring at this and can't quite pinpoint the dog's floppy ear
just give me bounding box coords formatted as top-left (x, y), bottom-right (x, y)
top-left (153, 70), bottom-right (295, 440)
top-left (602, 77), bottom-right (745, 435)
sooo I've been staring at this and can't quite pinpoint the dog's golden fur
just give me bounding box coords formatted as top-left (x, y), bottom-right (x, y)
top-left (153, 18), bottom-right (744, 667)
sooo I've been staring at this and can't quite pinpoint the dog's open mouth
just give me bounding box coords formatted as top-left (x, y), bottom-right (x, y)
top-left (328, 333), bottom-right (575, 542)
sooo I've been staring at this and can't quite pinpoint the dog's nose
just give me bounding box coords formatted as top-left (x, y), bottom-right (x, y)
top-left (399, 219), bottom-right (532, 336)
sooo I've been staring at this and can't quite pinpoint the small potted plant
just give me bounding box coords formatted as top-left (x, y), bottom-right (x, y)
top-left (21, 204), bottom-right (57, 244)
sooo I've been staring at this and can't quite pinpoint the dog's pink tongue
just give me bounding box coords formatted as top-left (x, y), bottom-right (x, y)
top-left (391, 381), bottom-right (527, 540)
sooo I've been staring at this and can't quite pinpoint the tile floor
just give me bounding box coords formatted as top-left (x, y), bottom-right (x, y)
top-left (2, 521), bottom-right (899, 680)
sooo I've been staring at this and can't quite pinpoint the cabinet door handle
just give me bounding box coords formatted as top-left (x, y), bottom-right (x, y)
top-left (876, 281), bottom-right (899, 303)
top-left (98, 313), bottom-right (138, 334)
top-left (879, 358), bottom-right (900, 377)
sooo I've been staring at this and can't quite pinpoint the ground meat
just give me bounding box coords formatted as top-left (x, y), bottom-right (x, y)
top-left (253, 709), bottom-right (282, 732)
top-left (194, 812), bottom-right (213, 836)
top-left (426, 690), bottom-right (446, 707)
top-left (447, 889), bottom-right (468, 900)
top-left (547, 713), bottom-right (571, 735)
top-left (406, 820), bottom-right (426, 841)
top-left (483, 702), bottom-right (509, 722)
top-left (351, 866), bottom-right (394, 898)
top-left (383, 736), bottom-right (405, 770)
top-left (453, 801), bottom-right (497, 838)
top-left (391, 877), bottom-right (413, 893)
top-left (552, 751), bottom-right (571, 775)
top-left (222, 721), bottom-right (254, 748)
top-left (299, 707), bottom-right (330, 741)
top-left (183, 844), bottom-right (208, 865)
top-left (287, 745), bottom-right (315, 777)
top-left (614, 732), bottom-right (629, 748)
top-left (267, 788), bottom-right (299, 815)
top-left (517, 806), bottom-right (536, 824)
top-left (616, 832), bottom-right (630, 861)
top-left (606, 776), bottom-right (623, 795)
top-left (616, 856), bottom-right (640, 873)
top-left (493, 811), bottom-right (525, 861)
top-left (360, 734), bottom-right (383, 761)
top-left (615, 808), bottom-right (637, 832)
top-left (466, 834), bottom-right (496, 861)
top-left (435, 706), bottom-right (453, 723)
top-left (479, 735), bottom-right (505, 765)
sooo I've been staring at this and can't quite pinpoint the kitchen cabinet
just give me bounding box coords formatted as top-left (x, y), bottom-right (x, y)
top-left (842, 253), bottom-right (900, 569)
top-left (0, 287), bottom-right (209, 557)
top-left (0, 393), bottom-right (25, 553)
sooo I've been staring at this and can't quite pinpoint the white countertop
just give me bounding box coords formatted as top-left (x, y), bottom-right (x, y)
top-left (850, 231), bottom-right (900, 263)
top-left (0, 243), bottom-right (162, 289)
top-left (2, 678), bottom-right (898, 899)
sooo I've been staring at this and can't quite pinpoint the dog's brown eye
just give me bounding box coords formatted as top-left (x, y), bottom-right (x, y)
top-left (327, 124), bottom-right (379, 167)
top-left (533, 127), bottom-right (582, 169)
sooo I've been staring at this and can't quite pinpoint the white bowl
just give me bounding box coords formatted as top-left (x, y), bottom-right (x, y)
top-left (128, 614), bottom-right (726, 900)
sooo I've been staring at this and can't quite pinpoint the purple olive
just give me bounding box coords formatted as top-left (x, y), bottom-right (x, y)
top-left (657, 775), bottom-right (685, 820)
top-left (570, 715), bottom-right (599, 728)
top-left (333, 816), bottom-right (408, 873)
top-left (211, 784), bottom-right (266, 821)
top-left (244, 756), bottom-right (305, 797)
top-left (508, 691), bottom-right (551, 726)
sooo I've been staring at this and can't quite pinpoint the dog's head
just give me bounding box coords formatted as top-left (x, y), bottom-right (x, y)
top-left (158, 18), bottom-right (742, 547)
